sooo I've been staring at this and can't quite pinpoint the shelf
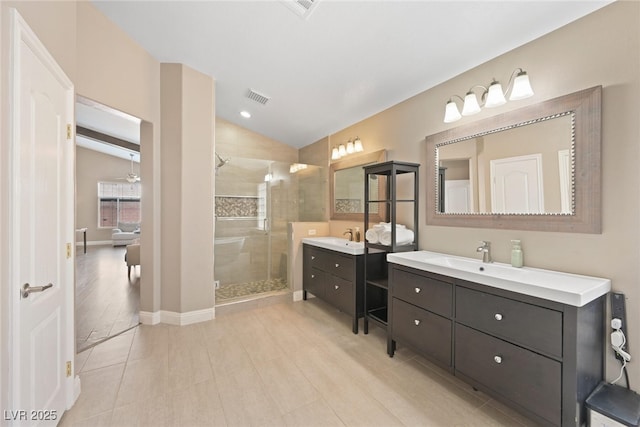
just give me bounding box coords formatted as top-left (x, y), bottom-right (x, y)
top-left (366, 277), bottom-right (388, 290)
top-left (367, 307), bottom-right (388, 325)
top-left (367, 199), bottom-right (415, 203)
top-left (366, 242), bottom-right (418, 252)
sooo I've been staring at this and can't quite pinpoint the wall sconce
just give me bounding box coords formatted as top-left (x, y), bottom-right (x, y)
top-left (331, 136), bottom-right (364, 160)
top-left (443, 68), bottom-right (534, 123)
top-left (289, 163), bottom-right (308, 173)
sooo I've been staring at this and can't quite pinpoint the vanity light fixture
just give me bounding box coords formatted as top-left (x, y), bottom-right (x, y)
top-left (331, 137), bottom-right (365, 160)
top-left (444, 68), bottom-right (534, 123)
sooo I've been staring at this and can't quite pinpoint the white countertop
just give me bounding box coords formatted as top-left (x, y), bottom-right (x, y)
top-left (387, 251), bottom-right (610, 307)
top-left (302, 237), bottom-right (365, 255)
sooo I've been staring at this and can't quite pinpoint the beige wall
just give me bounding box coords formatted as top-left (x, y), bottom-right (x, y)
top-left (76, 147), bottom-right (140, 243)
top-left (319, 1), bottom-right (640, 384)
top-left (161, 63), bottom-right (215, 313)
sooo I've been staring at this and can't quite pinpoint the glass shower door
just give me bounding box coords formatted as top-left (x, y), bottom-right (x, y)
top-left (214, 158), bottom-right (291, 303)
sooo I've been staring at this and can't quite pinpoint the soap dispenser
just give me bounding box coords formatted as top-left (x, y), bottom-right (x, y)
top-left (510, 240), bottom-right (523, 268)
top-left (354, 227), bottom-right (361, 242)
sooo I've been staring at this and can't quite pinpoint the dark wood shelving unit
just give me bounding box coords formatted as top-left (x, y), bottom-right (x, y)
top-left (362, 160), bottom-right (419, 353)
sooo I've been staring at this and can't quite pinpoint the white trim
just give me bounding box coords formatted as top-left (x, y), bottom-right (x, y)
top-left (139, 308), bottom-right (215, 326)
top-left (75, 240), bottom-right (113, 247)
top-left (293, 290), bottom-right (304, 302)
top-left (138, 310), bottom-right (161, 325)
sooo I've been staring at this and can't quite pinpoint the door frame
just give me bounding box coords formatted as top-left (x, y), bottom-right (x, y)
top-left (5, 7), bottom-right (79, 417)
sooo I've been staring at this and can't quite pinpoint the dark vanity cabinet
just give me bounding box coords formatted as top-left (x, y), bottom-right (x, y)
top-left (303, 244), bottom-right (371, 333)
top-left (388, 263), bottom-right (605, 427)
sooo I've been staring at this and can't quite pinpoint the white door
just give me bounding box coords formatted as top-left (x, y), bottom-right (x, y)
top-left (9, 9), bottom-right (76, 425)
top-left (491, 154), bottom-right (544, 213)
top-left (444, 179), bottom-right (472, 213)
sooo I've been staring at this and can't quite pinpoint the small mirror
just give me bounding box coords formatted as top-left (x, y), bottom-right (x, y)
top-left (426, 86), bottom-right (601, 233)
top-left (330, 150), bottom-right (386, 220)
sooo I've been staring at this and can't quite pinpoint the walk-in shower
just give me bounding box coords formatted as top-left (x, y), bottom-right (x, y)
top-left (214, 157), bottom-right (324, 304)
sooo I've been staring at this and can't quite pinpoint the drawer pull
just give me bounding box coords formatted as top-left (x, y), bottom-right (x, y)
top-left (414, 287), bottom-right (421, 294)
top-left (493, 355), bottom-right (502, 364)
top-left (335, 263), bottom-right (340, 268)
top-left (311, 256), bottom-right (315, 260)
top-left (494, 313), bottom-right (503, 321)
top-left (334, 285), bottom-right (339, 290)
top-left (414, 319), bottom-right (421, 326)
top-left (311, 274), bottom-right (315, 279)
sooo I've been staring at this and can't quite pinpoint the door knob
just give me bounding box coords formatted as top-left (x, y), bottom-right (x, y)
top-left (22, 283), bottom-right (53, 299)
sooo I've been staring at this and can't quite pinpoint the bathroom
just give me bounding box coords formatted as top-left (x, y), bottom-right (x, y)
top-left (288, 5), bottom-right (638, 418)
top-left (209, 2), bottom-right (639, 394)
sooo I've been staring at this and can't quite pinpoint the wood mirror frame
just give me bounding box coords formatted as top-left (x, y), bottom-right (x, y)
top-left (425, 86), bottom-right (602, 233)
top-left (330, 149), bottom-right (386, 221)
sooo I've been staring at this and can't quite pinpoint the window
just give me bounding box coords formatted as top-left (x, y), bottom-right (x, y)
top-left (98, 182), bottom-right (141, 228)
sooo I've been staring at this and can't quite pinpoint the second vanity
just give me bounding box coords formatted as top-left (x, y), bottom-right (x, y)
top-left (386, 250), bottom-right (611, 427)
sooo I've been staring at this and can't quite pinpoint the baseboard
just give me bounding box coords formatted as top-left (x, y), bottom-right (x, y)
top-left (76, 240), bottom-right (111, 247)
top-left (139, 308), bottom-right (215, 326)
top-left (139, 310), bottom-right (161, 325)
top-left (293, 290), bottom-right (304, 302)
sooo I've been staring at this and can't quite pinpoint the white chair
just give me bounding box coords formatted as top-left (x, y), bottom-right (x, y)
top-left (125, 243), bottom-right (140, 279)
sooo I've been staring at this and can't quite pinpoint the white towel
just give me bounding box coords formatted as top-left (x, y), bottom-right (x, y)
top-left (378, 228), bottom-right (414, 246)
top-left (365, 228), bottom-right (380, 243)
top-left (367, 223), bottom-right (407, 243)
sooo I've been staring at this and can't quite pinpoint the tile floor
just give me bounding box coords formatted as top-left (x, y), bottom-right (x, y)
top-left (75, 245), bottom-right (140, 351)
top-left (60, 297), bottom-right (537, 427)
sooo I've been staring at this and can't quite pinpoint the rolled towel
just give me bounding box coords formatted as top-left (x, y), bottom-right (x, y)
top-left (365, 228), bottom-right (380, 244)
top-left (378, 228), bottom-right (414, 246)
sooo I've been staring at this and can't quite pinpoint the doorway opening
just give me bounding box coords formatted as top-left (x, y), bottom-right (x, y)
top-left (75, 96), bottom-right (141, 352)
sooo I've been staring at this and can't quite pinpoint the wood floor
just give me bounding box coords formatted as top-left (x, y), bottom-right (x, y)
top-left (75, 245), bottom-right (140, 352)
top-left (61, 297), bottom-right (537, 426)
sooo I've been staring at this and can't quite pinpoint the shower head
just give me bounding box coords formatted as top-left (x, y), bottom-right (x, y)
top-left (215, 152), bottom-right (230, 169)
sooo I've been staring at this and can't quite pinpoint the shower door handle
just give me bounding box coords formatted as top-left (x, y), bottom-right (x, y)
top-left (263, 218), bottom-right (269, 233)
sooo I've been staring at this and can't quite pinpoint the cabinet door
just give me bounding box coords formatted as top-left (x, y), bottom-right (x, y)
top-left (455, 324), bottom-right (561, 425)
top-left (392, 298), bottom-right (452, 367)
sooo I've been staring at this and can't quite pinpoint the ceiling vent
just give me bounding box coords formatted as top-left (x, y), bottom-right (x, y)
top-left (280, 0), bottom-right (320, 20)
top-left (247, 89), bottom-right (271, 106)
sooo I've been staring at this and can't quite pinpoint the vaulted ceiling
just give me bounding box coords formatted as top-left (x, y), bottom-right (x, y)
top-left (92, 0), bottom-right (612, 148)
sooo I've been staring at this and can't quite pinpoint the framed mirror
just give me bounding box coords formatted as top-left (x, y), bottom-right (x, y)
top-left (426, 86), bottom-right (601, 233)
top-left (330, 149), bottom-right (386, 221)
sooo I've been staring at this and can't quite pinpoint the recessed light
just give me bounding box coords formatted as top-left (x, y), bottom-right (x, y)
top-left (240, 111), bottom-right (251, 118)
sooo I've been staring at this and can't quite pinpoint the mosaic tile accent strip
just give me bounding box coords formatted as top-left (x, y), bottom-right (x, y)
top-left (335, 199), bottom-right (361, 213)
top-left (216, 196), bottom-right (260, 217)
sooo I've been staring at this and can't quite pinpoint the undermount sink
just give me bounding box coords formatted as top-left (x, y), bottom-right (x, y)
top-left (386, 251), bottom-right (610, 307)
top-left (302, 236), bottom-right (365, 255)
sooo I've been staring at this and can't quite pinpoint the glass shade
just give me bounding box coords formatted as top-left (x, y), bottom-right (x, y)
top-left (485, 81), bottom-right (507, 108)
top-left (444, 100), bottom-right (462, 123)
top-left (354, 138), bottom-right (364, 152)
top-left (346, 141), bottom-right (355, 154)
top-left (509, 72), bottom-right (534, 100)
top-left (462, 92), bottom-right (481, 116)
top-left (338, 144), bottom-right (347, 157)
top-left (331, 147), bottom-right (340, 160)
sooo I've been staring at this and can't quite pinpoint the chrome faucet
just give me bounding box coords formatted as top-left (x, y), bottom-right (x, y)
top-left (476, 241), bottom-right (492, 263)
top-left (343, 228), bottom-right (354, 241)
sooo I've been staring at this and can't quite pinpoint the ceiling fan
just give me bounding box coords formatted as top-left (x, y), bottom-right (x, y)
top-left (118, 153), bottom-right (140, 183)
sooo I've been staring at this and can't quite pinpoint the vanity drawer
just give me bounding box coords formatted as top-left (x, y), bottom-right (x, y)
top-left (456, 286), bottom-right (563, 358)
top-left (455, 324), bottom-right (561, 425)
top-left (305, 267), bottom-right (327, 299)
top-left (392, 298), bottom-right (452, 367)
top-left (309, 248), bottom-right (354, 281)
top-left (325, 276), bottom-right (354, 315)
top-left (393, 268), bottom-right (452, 317)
